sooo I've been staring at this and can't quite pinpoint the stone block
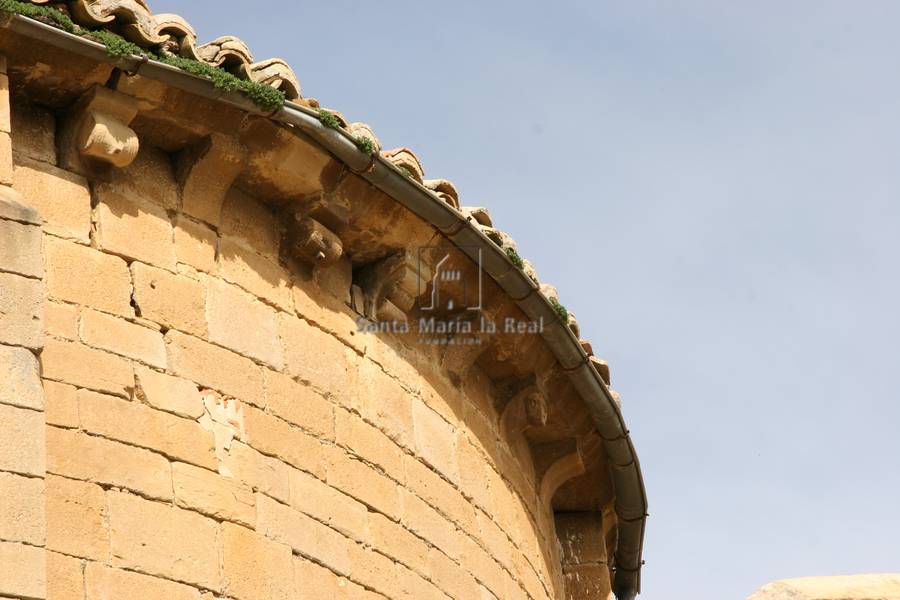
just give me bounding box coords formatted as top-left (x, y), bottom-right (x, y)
top-left (85, 563), bottom-right (204, 600)
top-left (165, 331), bottom-right (264, 406)
top-left (0, 344), bottom-right (41, 410)
top-left (222, 521), bottom-right (296, 600)
top-left (400, 488), bottom-right (460, 560)
top-left (0, 471), bottom-right (45, 545)
top-left (326, 450), bottom-right (399, 521)
top-left (279, 314), bottom-right (355, 399)
top-left (412, 399), bottom-right (458, 484)
top-left (242, 405), bottom-right (325, 478)
top-left (289, 467), bottom-right (368, 543)
top-left (0, 271), bottom-right (42, 349)
top-left (42, 338), bottom-right (133, 397)
top-left (79, 308), bottom-right (166, 368)
top-left (205, 278), bottom-right (283, 369)
top-left (12, 156), bottom-right (91, 241)
top-left (93, 189), bottom-right (176, 270)
top-left (44, 236), bottom-right (132, 316)
top-left (46, 474), bottom-right (107, 560)
top-left (0, 540), bottom-right (45, 599)
top-left (0, 218), bottom-right (41, 277)
top-left (0, 403), bottom-right (44, 476)
top-left (131, 262), bottom-right (206, 336)
top-left (368, 512), bottom-right (429, 574)
top-left (46, 426), bottom-right (171, 500)
top-left (78, 389), bottom-right (216, 469)
top-left (174, 216), bottom-right (216, 273)
top-left (47, 551), bottom-right (85, 600)
top-left (264, 370), bottom-right (333, 440)
top-left (220, 441), bottom-right (290, 504)
top-left (357, 359), bottom-right (413, 450)
top-left (10, 101), bottom-right (56, 165)
top-left (108, 490), bottom-right (219, 590)
top-left (219, 237), bottom-right (291, 310)
top-left (172, 461), bottom-right (255, 526)
top-left (134, 365), bottom-right (203, 419)
top-left (44, 301), bottom-right (78, 340)
top-left (220, 188), bottom-right (279, 258)
top-left (43, 380), bottom-right (79, 428)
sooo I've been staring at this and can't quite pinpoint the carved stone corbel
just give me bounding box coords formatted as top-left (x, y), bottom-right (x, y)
top-left (58, 85), bottom-right (139, 175)
top-left (354, 251), bottom-right (408, 320)
top-left (537, 436), bottom-right (603, 508)
top-left (176, 132), bottom-right (247, 226)
top-left (286, 215), bottom-right (343, 266)
top-left (499, 384), bottom-right (548, 464)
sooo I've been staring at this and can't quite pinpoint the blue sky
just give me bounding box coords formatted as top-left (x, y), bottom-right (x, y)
top-left (151, 2), bottom-right (900, 597)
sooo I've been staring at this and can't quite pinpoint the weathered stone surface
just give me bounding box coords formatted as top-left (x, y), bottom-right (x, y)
top-left (42, 338), bottom-right (134, 397)
top-left (165, 330), bottom-right (264, 406)
top-left (292, 279), bottom-right (363, 352)
top-left (107, 145), bottom-right (180, 210)
top-left (177, 133), bottom-right (246, 227)
top-left (44, 300), bottom-right (79, 341)
top-left (10, 102), bottom-right (55, 164)
top-left (46, 426), bottom-right (172, 500)
top-left (0, 540), bottom-right (46, 599)
top-left (222, 521), bottom-right (296, 600)
top-left (174, 216), bottom-right (217, 273)
top-left (79, 308), bottom-right (166, 369)
top-left (289, 467), bottom-right (368, 543)
top-left (85, 563), bottom-right (204, 600)
top-left (93, 189), bottom-right (176, 270)
top-left (0, 344), bottom-right (41, 410)
top-left (334, 407), bottom-right (405, 483)
top-left (279, 314), bottom-right (354, 398)
top-left (43, 380), bottom-right (79, 428)
top-left (221, 440), bottom-right (290, 503)
top-left (256, 493), bottom-right (353, 577)
top-left (108, 490), bottom-right (220, 590)
top-left (172, 461), bottom-right (255, 526)
top-left (58, 86), bottom-right (139, 173)
top-left (747, 575), bottom-right (900, 600)
top-left (12, 157), bottom-right (91, 241)
top-left (368, 511), bottom-right (429, 574)
top-left (44, 236), bottom-right (132, 316)
top-left (0, 271), bottom-right (42, 349)
top-left (47, 551), bottom-right (85, 600)
top-left (205, 278), bottom-right (283, 369)
top-left (0, 471), bottom-right (45, 545)
top-left (0, 184), bottom-right (40, 224)
top-left (326, 450), bottom-right (400, 521)
top-left (46, 474), bottom-right (108, 560)
top-left (134, 365), bottom-right (203, 419)
top-left (0, 403), bottom-right (44, 476)
top-left (221, 187), bottom-right (280, 258)
top-left (131, 262), bottom-right (206, 336)
top-left (242, 405), bottom-right (325, 478)
top-left (400, 488), bottom-right (460, 560)
top-left (412, 399), bottom-right (459, 484)
top-left (0, 218), bottom-right (41, 277)
top-left (264, 369), bottom-right (334, 440)
top-left (219, 237), bottom-right (292, 310)
top-left (77, 388), bottom-right (216, 469)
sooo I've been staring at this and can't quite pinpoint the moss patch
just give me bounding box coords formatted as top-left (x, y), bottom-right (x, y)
top-left (317, 109), bottom-right (343, 129)
top-left (0, 0), bottom-right (285, 111)
top-left (354, 135), bottom-right (376, 155)
top-left (548, 296), bottom-right (569, 322)
top-left (505, 247), bottom-right (525, 269)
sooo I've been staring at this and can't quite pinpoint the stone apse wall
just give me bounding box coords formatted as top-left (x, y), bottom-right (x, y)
top-left (0, 25), bottom-right (626, 600)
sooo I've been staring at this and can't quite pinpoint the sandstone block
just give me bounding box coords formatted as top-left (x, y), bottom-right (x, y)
top-left (134, 365), bottom-right (203, 419)
top-left (165, 331), bottom-right (264, 406)
top-left (222, 521), bottom-right (296, 600)
top-left (404, 455), bottom-right (475, 534)
top-left (93, 189), bottom-right (176, 270)
top-left (219, 237), bottom-right (292, 310)
top-left (280, 314), bottom-right (355, 398)
top-left (220, 188), bottom-right (279, 258)
top-left (131, 262), bottom-right (206, 336)
top-left (47, 551), bottom-right (85, 600)
top-left (172, 461), bottom-right (255, 526)
top-left (43, 380), bottom-right (79, 428)
top-left (326, 450), bottom-right (399, 521)
top-left (108, 491), bottom-right (219, 590)
top-left (10, 101), bottom-right (56, 164)
top-left (457, 435), bottom-right (494, 514)
top-left (0, 271), bottom-right (42, 349)
top-left (85, 563), bottom-right (204, 600)
top-left (265, 369), bottom-right (334, 440)
top-left (459, 533), bottom-right (508, 598)
top-left (0, 344), bottom-right (41, 410)
top-left (12, 156), bottom-right (91, 241)
top-left (221, 440), bottom-right (290, 503)
top-left (205, 278), bottom-right (283, 369)
top-left (412, 399), bottom-right (459, 484)
top-left (368, 512), bottom-right (429, 574)
top-left (44, 301), bottom-right (79, 340)
top-left (292, 278), bottom-right (363, 352)
top-left (46, 474), bottom-right (107, 560)
top-left (427, 546), bottom-right (481, 600)
top-left (42, 338), bottom-right (133, 397)
top-left (289, 467), bottom-right (368, 542)
top-left (358, 359), bottom-right (413, 450)
top-left (174, 216), bottom-right (216, 273)
top-left (44, 236), bottom-right (132, 316)
top-left (0, 471), bottom-right (45, 545)
top-left (0, 403), bottom-right (44, 476)
top-left (0, 218), bottom-right (41, 277)
top-left (242, 405), bottom-right (325, 478)
top-left (0, 130), bottom-right (10, 184)
top-left (79, 308), bottom-right (166, 368)
top-left (104, 145), bottom-right (178, 210)
top-left (294, 557), bottom-right (353, 598)
top-left (400, 489), bottom-right (460, 560)
top-left (397, 563), bottom-right (447, 600)
top-left (477, 509), bottom-right (513, 572)
top-left (747, 574), bottom-right (900, 600)
top-left (335, 408), bottom-right (404, 483)
top-left (78, 389), bottom-right (216, 469)
top-left (563, 565), bottom-right (611, 600)
top-left (256, 493), bottom-right (353, 577)
top-left (346, 544), bottom-right (398, 598)
top-left (46, 426), bottom-right (171, 500)
top-left (0, 540), bottom-right (45, 599)
top-left (0, 184), bottom-right (40, 224)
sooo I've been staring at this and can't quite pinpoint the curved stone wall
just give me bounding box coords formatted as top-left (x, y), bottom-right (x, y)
top-left (3, 100), bottom-right (585, 599)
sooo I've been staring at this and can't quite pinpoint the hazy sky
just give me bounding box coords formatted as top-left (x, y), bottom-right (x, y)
top-left (151, 2), bottom-right (900, 597)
